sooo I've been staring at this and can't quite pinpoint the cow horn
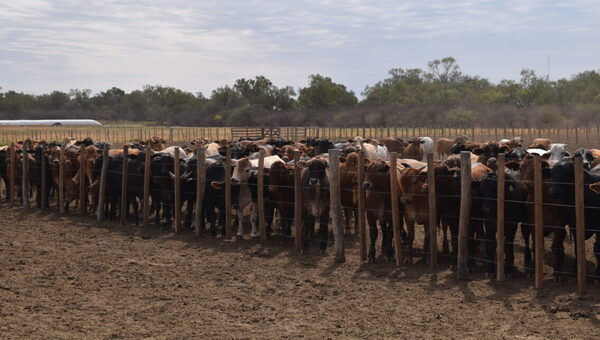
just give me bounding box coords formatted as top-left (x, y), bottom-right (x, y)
top-left (181, 170), bottom-right (192, 179)
top-left (169, 171), bottom-right (176, 178)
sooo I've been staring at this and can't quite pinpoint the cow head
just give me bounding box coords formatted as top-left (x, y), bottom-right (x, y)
top-left (306, 158), bottom-right (329, 187)
top-left (399, 167), bottom-right (426, 205)
top-left (363, 160), bottom-right (389, 190)
top-left (231, 157), bottom-right (253, 185)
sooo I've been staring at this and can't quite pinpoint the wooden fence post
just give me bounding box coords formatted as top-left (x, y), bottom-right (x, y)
top-left (496, 153), bottom-right (505, 281)
top-left (195, 148), bottom-right (206, 236)
top-left (258, 150), bottom-right (267, 245)
top-left (574, 156), bottom-right (587, 295)
top-left (120, 145), bottom-right (129, 225)
top-left (427, 153), bottom-right (437, 268)
top-left (97, 145), bottom-right (109, 221)
top-left (357, 150), bottom-right (367, 261)
top-left (457, 151), bottom-right (472, 280)
top-left (41, 145), bottom-right (47, 210)
top-left (79, 147), bottom-right (86, 216)
top-left (389, 152), bottom-right (403, 266)
top-left (169, 127), bottom-right (174, 142)
top-left (173, 147), bottom-right (181, 232)
top-left (143, 146), bottom-right (151, 227)
top-left (225, 148), bottom-right (233, 239)
top-left (294, 150), bottom-right (302, 251)
top-left (22, 140), bottom-right (30, 208)
top-left (329, 149), bottom-right (345, 263)
top-left (533, 155), bottom-right (544, 288)
top-left (59, 142), bottom-right (65, 214)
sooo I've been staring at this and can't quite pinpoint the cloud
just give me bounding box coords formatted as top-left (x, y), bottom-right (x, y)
top-left (0, 0), bottom-right (599, 95)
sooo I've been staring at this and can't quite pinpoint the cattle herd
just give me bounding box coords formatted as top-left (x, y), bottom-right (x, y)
top-left (3, 133), bottom-right (600, 283)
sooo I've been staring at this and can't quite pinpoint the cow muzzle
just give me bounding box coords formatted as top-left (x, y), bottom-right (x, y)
top-left (363, 181), bottom-right (372, 189)
top-left (309, 178), bottom-right (320, 186)
top-left (231, 178), bottom-right (240, 185)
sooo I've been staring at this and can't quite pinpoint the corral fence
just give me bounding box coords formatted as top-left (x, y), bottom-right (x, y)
top-left (4, 132), bottom-right (597, 297)
top-left (2, 125), bottom-right (600, 148)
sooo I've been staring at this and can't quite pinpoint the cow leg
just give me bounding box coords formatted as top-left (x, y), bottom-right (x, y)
top-left (468, 218), bottom-right (484, 271)
top-left (265, 206), bottom-right (275, 239)
top-left (405, 218), bottom-right (415, 265)
top-left (153, 201), bottom-right (161, 226)
top-left (302, 214), bottom-right (315, 253)
top-left (131, 198), bottom-right (140, 225)
top-left (184, 199), bottom-right (194, 230)
top-left (343, 207), bottom-right (353, 234)
top-left (382, 219), bottom-right (395, 262)
top-left (366, 212), bottom-right (378, 262)
top-left (483, 220), bottom-right (497, 277)
top-left (504, 222), bottom-right (518, 276)
top-left (551, 227), bottom-right (567, 280)
top-left (441, 218), bottom-right (450, 254)
top-left (422, 222), bottom-right (430, 264)
top-left (250, 202), bottom-right (259, 239)
top-left (318, 209), bottom-right (329, 252)
top-left (235, 208), bottom-right (244, 239)
top-left (593, 233), bottom-right (600, 279)
top-left (521, 223), bottom-right (533, 272)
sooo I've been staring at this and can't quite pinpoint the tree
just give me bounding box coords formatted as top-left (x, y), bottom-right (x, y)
top-left (427, 57), bottom-right (462, 106)
top-left (298, 74), bottom-right (357, 110)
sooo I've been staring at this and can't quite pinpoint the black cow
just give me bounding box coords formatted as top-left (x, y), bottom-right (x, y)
top-left (506, 147), bottom-right (527, 162)
top-left (93, 152), bottom-right (143, 224)
top-left (479, 171), bottom-right (527, 277)
top-left (552, 156), bottom-right (600, 278)
top-left (203, 157), bottom-right (227, 236)
top-left (573, 149), bottom-right (595, 169)
top-left (301, 158), bottom-right (330, 253)
top-left (0, 148), bottom-right (10, 200)
top-left (32, 144), bottom-right (53, 208)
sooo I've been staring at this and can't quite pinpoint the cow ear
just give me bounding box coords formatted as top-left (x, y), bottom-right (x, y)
top-left (589, 182), bottom-right (600, 194)
top-left (472, 148), bottom-right (484, 155)
top-left (541, 152), bottom-right (551, 160)
top-left (339, 156), bottom-right (347, 163)
top-left (210, 181), bottom-right (223, 190)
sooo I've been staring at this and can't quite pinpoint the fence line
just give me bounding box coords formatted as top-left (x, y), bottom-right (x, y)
top-left (3, 126), bottom-right (600, 147)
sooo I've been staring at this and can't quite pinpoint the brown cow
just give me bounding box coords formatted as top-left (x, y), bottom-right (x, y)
top-left (403, 138), bottom-right (424, 161)
top-left (143, 136), bottom-right (166, 151)
top-left (363, 159), bottom-right (404, 262)
top-left (380, 137), bottom-right (406, 155)
top-left (529, 138), bottom-right (551, 150)
top-left (398, 166), bottom-right (430, 263)
top-left (268, 161), bottom-right (296, 239)
top-left (436, 138), bottom-right (454, 159)
top-left (339, 152), bottom-right (359, 233)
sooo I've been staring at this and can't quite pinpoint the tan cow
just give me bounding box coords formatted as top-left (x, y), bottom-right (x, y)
top-left (529, 138), bottom-right (552, 150)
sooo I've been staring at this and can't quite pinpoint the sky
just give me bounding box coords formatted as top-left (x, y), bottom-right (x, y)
top-left (1, 0), bottom-right (599, 96)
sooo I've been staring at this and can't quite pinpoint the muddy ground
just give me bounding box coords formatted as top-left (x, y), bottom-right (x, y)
top-left (1, 204), bottom-right (600, 339)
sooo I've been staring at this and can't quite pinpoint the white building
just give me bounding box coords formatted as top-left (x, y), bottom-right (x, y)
top-left (0, 119), bottom-right (102, 126)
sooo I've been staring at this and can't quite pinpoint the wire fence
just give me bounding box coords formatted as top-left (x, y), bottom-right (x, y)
top-left (3, 136), bottom-right (598, 296)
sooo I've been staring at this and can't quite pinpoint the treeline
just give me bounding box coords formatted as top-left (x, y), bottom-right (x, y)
top-left (1, 57), bottom-right (600, 127)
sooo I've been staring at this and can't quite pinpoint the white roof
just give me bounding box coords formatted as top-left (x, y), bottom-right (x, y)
top-left (0, 119), bottom-right (102, 126)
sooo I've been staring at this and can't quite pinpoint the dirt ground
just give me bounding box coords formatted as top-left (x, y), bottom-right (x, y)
top-left (1, 205), bottom-right (600, 339)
